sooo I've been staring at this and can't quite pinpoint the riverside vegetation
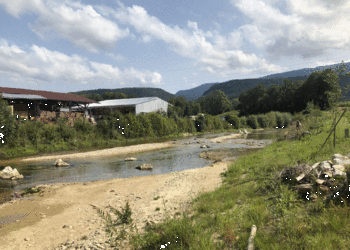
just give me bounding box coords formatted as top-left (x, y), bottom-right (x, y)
top-left (0, 96), bottom-right (293, 163)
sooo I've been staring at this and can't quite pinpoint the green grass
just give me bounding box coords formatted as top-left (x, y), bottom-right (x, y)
top-left (91, 107), bottom-right (350, 249)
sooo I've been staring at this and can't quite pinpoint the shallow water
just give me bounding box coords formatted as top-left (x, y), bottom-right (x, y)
top-left (0, 128), bottom-right (285, 200)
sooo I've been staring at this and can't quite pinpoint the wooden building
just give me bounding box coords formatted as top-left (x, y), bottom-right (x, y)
top-left (0, 87), bottom-right (96, 120)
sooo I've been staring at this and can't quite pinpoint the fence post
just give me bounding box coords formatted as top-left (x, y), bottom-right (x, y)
top-left (345, 128), bottom-right (349, 139)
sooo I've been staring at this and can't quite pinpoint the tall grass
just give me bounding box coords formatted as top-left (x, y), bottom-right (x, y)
top-left (90, 107), bottom-right (350, 249)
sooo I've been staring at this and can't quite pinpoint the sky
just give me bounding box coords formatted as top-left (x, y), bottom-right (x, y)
top-left (0, 0), bottom-right (350, 95)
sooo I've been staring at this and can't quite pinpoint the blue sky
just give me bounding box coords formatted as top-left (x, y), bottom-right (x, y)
top-left (0, 0), bottom-right (350, 95)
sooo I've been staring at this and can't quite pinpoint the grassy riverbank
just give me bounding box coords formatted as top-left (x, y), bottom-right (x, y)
top-left (90, 108), bottom-right (350, 249)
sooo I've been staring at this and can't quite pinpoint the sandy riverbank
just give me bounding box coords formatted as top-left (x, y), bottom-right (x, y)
top-left (0, 133), bottom-right (245, 249)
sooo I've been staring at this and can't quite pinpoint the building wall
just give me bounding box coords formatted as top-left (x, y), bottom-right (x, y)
top-left (135, 98), bottom-right (168, 115)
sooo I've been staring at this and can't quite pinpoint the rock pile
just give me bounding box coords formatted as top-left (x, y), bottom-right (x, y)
top-left (277, 153), bottom-right (350, 202)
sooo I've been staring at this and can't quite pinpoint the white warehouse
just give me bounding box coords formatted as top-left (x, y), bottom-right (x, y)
top-left (71, 97), bottom-right (173, 116)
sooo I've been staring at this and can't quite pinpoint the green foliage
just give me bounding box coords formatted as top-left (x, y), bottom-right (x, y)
top-left (111, 201), bottom-right (133, 225)
top-left (225, 114), bottom-right (240, 129)
top-left (73, 117), bottom-right (93, 134)
top-left (198, 90), bottom-right (232, 116)
top-left (145, 112), bottom-right (170, 137)
top-left (56, 117), bottom-right (76, 142)
top-left (136, 114), bottom-right (156, 138)
top-left (246, 115), bottom-right (259, 129)
top-left (240, 116), bottom-right (247, 128)
top-left (257, 114), bottom-right (269, 128)
top-left (282, 113), bottom-right (293, 127)
top-left (275, 112), bottom-right (285, 128)
top-left (0, 98), bottom-right (17, 147)
top-left (195, 115), bottom-right (207, 132)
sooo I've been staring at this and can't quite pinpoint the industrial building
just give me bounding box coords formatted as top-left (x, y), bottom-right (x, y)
top-left (0, 87), bottom-right (96, 120)
top-left (71, 97), bottom-right (173, 117)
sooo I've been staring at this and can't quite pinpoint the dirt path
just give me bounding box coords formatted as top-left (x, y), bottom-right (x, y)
top-left (0, 133), bottom-right (243, 250)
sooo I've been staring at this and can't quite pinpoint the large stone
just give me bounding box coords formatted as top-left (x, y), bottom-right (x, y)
top-left (0, 166), bottom-right (24, 180)
top-left (294, 183), bottom-right (313, 194)
top-left (125, 157), bottom-right (138, 161)
top-left (136, 163), bottom-right (153, 170)
top-left (332, 164), bottom-right (346, 172)
top-left (318, 161), bottom-right (332, 171)
top-left (243, 129), bottom-right (248, 134)
top-left (200, 145), bottom-right (210, 148)
top-left (333, 169), bottom-right (346, 176)
top-left (54, 159), bottom-right (70, 167)
top-left (333, 157), bottom-right (350, 165)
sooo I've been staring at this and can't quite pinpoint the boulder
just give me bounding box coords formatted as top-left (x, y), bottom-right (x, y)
top-left (333, 164), bottom-right (345, 172)
top-left (318, 161), bottom-right (332, 171)
top-left (200, 145), bottom-right (210, 148)
top-left (333, 169), bottom-right (346, 176)
top-left (238, 129), bottom-right (243, 134)
top-left (136, 163), bottom-right (153, 170)
top-left (294, 183), bottom-right (313, 194)
top-left (125, 157), bottom-right (138, 161)
top-left (54, 159), bottom-right (70, 167)
top-left (0, 166), bottom-right (24, 180)
top-left (243, 129), bottom-right (248, 134)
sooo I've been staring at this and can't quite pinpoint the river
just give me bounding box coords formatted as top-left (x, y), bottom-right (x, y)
top-left (0, 128), bottom-right (285, 203)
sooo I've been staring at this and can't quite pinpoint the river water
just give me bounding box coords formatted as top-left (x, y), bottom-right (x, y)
top-left (0, 128), bottom-right (285, 203)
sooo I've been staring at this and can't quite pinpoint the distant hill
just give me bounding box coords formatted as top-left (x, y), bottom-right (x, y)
top-left (203, 63), bottom-right (350, 99)
top-left (174, 83), bottom-right (218, 102)
top-left (202, 76), bottom-right (309, 100)
top-left (69, 87), bottom-right (175, 102)
top-left (260, 62), bottom-right (350, 79)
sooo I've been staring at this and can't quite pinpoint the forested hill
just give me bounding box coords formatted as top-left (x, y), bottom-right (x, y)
top-left (260, 61), bottom-right (350, 79)
top-left (202, 76), bottom-right (309, 100)
top-left (174, 82), bottom-right (218, 102)
top-left (70, 87), bottom-right (175, 102)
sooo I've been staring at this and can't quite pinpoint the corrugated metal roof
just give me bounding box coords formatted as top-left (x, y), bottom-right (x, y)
top-left (1, 93), bottom-right (47, 100)
top-left (0, 87), bottom-right (96, 103)
top-left (72, 97), bottom-right (170, 109)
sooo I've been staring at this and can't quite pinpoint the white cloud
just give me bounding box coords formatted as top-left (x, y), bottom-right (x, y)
top-left (0, 39), bottom-right (163, 87)
top-left (232, 0), bottom-right (350, 59)
top-left (108, 4), bottom-right (283, 75)
top-left (0, 0), bottom-right (130, 53)
top-left (106, 53), bottom-right (125, 62)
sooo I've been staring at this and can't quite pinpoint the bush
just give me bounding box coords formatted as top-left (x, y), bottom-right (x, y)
top-left (265, 112), bottom-right (277, 128)
top-left (257, 114), bottom-right (269, 128)
top-left (0, 98), bottom-right (17, 147)
top-left (74, 117), bottom-right (93, 134)
top-left (275, 112), bottom-right (285, 128)
top-left (225, 114), bottom-right (240, 129)
top-left (240, 116), bottom-right (247, 128)
top-left (247, 115), bottom-right (259, 129)
top-left (282, 113), bottom-right (293, 127)
top-left (56, 118), bottom-right (76, 142)
top-left (195, 115), bottom-right (207, 132)
top-left (136, 114), bottom-right (155, 138)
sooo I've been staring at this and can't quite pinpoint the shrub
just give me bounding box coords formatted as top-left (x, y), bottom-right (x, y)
top-left (275, 112), bottom-right (285, 128)
top-left (282, 113), bottom-right (293, 127)
top-left (240, 116), bottom-right (247, 128)
top-left (195, 115), bottom-right (207, 132)
top-left (213, 117), bottom-right (223, 130)
top-left (73, 117), bottom-right (93, 134)
top-left (225, 114), bottom-right (240, 129)
top-left (257, 114), bottom-right (269, 128)
top-left (247, 115), bottom-right (259, 129)
top-left (56, 118), bottom-right (76, 142)
top-left (265, 111), bottom-right (277, 128)
top-left (0, 98), bottom-right (17, 147)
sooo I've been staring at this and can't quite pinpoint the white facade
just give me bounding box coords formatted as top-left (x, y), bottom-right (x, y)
top-left (71, 97), bottom-right (173, 115)
top-left (135, 98), bottom-right (169, 114)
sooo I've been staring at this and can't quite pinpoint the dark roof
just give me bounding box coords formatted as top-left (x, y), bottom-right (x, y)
top-left (0, 87), bottom-right (97, 103)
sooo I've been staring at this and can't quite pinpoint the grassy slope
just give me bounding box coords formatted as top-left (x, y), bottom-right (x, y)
top-left (92, 108), bottom-right (350, 249)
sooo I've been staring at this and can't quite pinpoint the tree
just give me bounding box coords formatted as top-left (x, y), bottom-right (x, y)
top-left (0, 98), bottom-right (17, 147)
top-left (200, 90), bottom-right (232, 116)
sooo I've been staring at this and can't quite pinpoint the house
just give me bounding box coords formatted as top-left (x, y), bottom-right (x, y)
top-left (0, 87), bottom-right (96, 120)
top-left (71, 97), bottom-right (173, 118)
